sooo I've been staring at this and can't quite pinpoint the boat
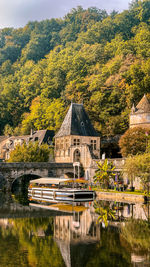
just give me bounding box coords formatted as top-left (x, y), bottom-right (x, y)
top-left (28, 177), bottom-right (96, 203)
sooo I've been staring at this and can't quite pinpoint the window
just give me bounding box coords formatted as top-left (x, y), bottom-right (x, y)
top-left (65, 139), bottom-right (69, 149)
top-left (35, 137), bottom-right (39, 141)
top-left (91, 140), bottom-right (96, 150)
top-left (73, 139), bottom-right (80, 146)
top-left (60, 140), bottom-right (63, 149)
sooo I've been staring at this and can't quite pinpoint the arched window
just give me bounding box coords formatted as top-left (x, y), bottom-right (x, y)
top-left (73, 149), bottom-right (80, 162)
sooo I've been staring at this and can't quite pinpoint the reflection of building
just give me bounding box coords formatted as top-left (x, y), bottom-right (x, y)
top-left (113, 202), bottom-right (149, 221)
top-left (130, 94), bottom-right (150, 129)
top-left (54, 207), bottom-right (100, 267)
top-left (0, 129), bottom-right (54, 161)
top-left (55, 103), bottom-right (100, 179)
top-left (131, 253), bottom-right (149, 267)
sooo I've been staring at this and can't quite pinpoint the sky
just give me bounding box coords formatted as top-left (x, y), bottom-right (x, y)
top-left (0, 0), bottom-right (130, 28)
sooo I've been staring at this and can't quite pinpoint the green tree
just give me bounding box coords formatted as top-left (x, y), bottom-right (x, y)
top-left (123, 152), bottom-right (150, 194)
top-left (8, 142), bottom-right (51, 162)
top-left (20, 97), bottom-right (66, 134)
top-left (121, 219), bottom-right (150, 252)
top-left (94, 159), bottom-right (115, 189)
top-left (3, 124), bottom-right (13, 136)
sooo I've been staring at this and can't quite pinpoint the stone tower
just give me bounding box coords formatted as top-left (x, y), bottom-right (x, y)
top-left (130, 94), bottom-right (150, 129)
top-left (55, 103), bottom-right (100, 178)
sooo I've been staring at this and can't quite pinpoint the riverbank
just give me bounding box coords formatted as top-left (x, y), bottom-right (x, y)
top-left (96, 191), bottom-right (147, 203)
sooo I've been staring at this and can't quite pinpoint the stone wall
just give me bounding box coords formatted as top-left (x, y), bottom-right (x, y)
top-left (130, 113), bottom-right (150, 128)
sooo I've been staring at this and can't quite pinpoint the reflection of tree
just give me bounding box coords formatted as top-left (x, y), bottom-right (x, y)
top-left (94, 200), bottom-right (116, 227)
top-left (85, 227), bottom-right (131, 267)
top-left (121, 219), bottom-right (150, 252)
top-left (0, 217), bottom-right (65, 267)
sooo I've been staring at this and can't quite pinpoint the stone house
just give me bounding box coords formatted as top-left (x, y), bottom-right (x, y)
top-left (0, 129), bottom-right (54, 161)
top-left (55, 103), bottom-right (100, 179)
top-left (130, 94), bottom-right (150, 129)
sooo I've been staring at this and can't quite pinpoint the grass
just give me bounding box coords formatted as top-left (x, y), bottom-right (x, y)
top-left (93, 187), bottom-right (149, 196)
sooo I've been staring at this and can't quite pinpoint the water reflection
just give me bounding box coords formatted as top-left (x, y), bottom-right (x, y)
top-left (0, 193), bottom-right (149, 266)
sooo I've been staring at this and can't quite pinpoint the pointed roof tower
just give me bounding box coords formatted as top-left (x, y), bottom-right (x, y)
top-left (130, 95), bottom-right (150, 129)
top-left (55, 103), bottom-right (98, 138)
top-left (136, 94), bottom-right (150, 113)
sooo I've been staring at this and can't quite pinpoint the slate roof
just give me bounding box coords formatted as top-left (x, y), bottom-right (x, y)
top-left (133, 94), bottom-right (150, 114)
top-left (1, 130), bottom-right (54, 150)
top-left (55, 103), bottom-right (98, 138)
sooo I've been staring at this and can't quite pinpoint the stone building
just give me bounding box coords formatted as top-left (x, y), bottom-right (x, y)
top-left (55, 103), bottom-right (100, 179)
top-left (130, 94), bottom-right (150, 129)
top-left (0, 129), bottom-right (54, 161)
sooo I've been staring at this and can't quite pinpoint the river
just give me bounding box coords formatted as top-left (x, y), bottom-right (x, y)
top-left (0, 191), bottom-right (149, 267)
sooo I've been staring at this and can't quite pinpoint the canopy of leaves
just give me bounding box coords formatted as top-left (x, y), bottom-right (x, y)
top-left (119, 127), bottom-right (150, 156)
top-left (7, 142), bottom-right (51, 162)
top-left (0, 2), bottom-right (150, 136)
top-left (123, 152), bottom-right (150, 194)
top-left (121, 219), bottom-right (150, 252)
top-left (94, 159), bottom-right (115, 188)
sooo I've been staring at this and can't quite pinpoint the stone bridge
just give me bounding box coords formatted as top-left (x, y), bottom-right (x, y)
top-left (0, 162), bottom-right (73, 190)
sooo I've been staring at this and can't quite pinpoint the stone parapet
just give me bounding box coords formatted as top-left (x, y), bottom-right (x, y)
top-left (96, 191), bottom-right (145, 203)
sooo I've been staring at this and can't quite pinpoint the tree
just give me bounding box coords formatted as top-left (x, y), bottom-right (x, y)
top-left (3, 124), bottom-right (13, 136)
top-left (121, 219), bottom-right (150, 252)
top-left (94, 159), bottom-right (115, 189)
top-left (119, 127), bottom-right (150, 157)
top-left (123, 152), bottom-right (150, 194)
top-left (8, 142), bottom-right (51, 162)
top-left (20, 97), bottom-right (66, 134)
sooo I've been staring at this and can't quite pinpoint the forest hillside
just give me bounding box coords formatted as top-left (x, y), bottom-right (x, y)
top-left (0, 0), bottom-right (150, 136)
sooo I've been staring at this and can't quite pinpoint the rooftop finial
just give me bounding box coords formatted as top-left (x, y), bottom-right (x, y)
top-left (131, 103), bottom-right (136, 114)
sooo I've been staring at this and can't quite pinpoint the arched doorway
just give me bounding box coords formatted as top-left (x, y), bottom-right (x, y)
top-left (73, 149), bottom-right (80, 162)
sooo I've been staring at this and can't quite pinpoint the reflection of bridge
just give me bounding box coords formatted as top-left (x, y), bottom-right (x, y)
top-left (0, 162), bottom-right (73, 190)
top-left (0, 194), bottom-right (71, 218)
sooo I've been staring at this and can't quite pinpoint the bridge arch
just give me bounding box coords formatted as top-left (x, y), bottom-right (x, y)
top-left (0, 173), bottom-right (7, 190)
top-left (11, 174), bottom-right (41, 193)
top-left (64, 172), bottom-right (78, 178)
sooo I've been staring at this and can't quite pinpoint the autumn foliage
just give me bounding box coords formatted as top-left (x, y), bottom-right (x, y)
top-left (119, 127), bottom-right (150, 157)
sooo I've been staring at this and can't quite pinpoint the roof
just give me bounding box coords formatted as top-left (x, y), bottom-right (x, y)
top-left (55, 103), bottom-right (98, 138)
top-left (8, 135), bottom-right (30, 140)
top-left (0, 136), bottom-right (8, 143)
top-left (133, 95), bottom-right (150, 114)
top-left (30, 178), bottom-right (70, 184)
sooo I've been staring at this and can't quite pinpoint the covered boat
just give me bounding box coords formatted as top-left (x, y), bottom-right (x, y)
top-left (28, 177), bottom-right (96, 203)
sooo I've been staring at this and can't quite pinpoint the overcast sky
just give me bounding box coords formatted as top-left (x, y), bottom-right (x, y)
top-left (0, 0), bottom-right (130, 28)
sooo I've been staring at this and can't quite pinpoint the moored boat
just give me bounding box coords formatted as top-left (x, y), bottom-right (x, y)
top-left (28, 177), bottom-right (96, 203)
